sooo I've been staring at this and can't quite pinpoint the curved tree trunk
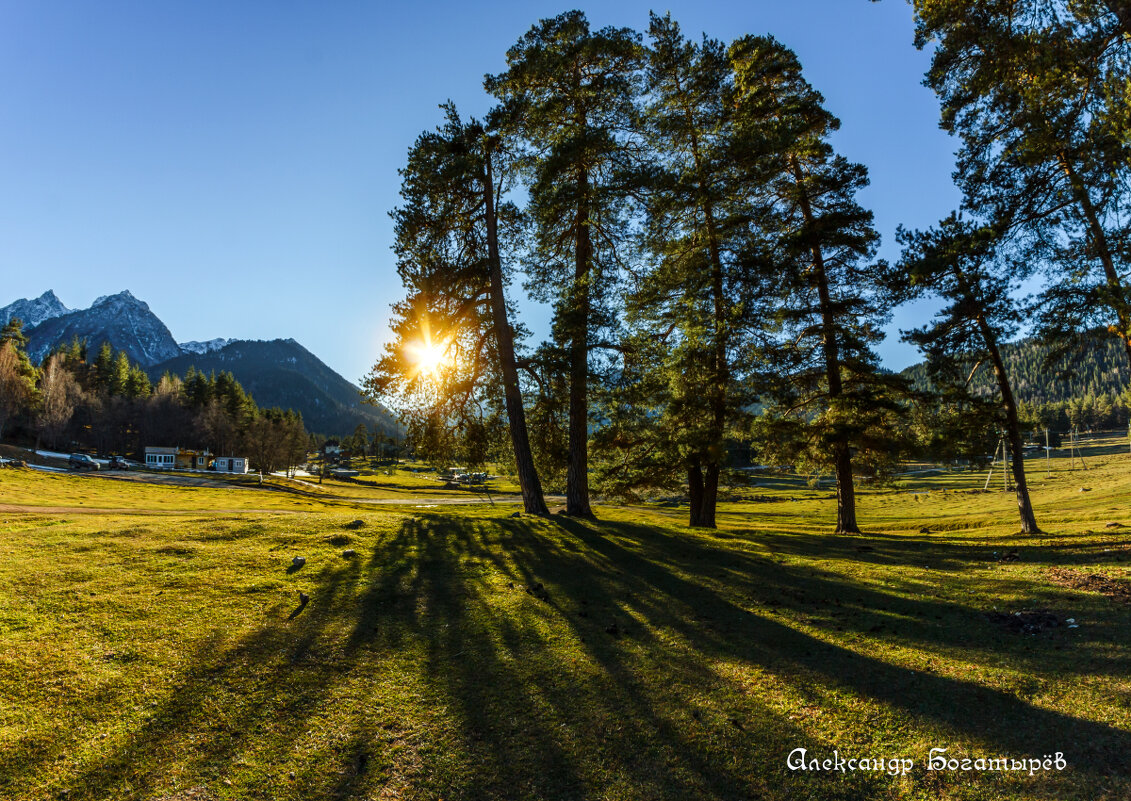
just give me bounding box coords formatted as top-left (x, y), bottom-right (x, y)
top-left (484, 152), bottom-right (549, 516)
top-left (975, 314), bottom-right (1042, 534)
top-left (1059, 154), bottom-right (1131, 369)
top-left (954, 262), bottom-right (1042, 535)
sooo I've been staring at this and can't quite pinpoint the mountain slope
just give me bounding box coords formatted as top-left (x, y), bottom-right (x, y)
top-left (0, 290), bottom-right (69, 329)
top-left (901, 335), bottom-right (1130, 403)
top-left (25, 290), bottom-right (182, 366)
top-left (149, 338), bottom-right (398, 437)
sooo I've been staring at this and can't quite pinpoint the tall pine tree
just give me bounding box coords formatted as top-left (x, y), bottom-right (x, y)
top-left (365, 105), bottom-right (549, 515)
top-left (487, 11), bottom-right (642, 519)
top-left (913, 1), bottom-right (1131, 367)
top-left (731, 35), bottom-right (899, 534)
top-left (894, 215), bottom-right (1042, 533)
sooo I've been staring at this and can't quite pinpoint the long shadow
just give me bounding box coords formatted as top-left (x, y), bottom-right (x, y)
top-left (603, 522), bottom-right (1130, 676)
top-left (340, 515), bottom-right (846, 800)
top-left (8, 511), bottom-right (1130, 800)
top-left (513, 516), bottom-right (1131, 780)
top-left (3, 553), bottom-right (374, 801)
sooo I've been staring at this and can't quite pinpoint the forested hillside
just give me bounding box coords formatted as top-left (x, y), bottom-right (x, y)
top-left (902, 335), bottom-right (1130, 404)
top-left (151, 339), bottom-right (398, 438)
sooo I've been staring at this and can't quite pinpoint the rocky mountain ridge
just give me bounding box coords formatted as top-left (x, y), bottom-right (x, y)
top-left (0, 290), bottom-right (70, 329)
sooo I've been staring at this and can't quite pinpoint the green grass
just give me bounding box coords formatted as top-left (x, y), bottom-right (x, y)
top-left (0, 468), bottom-right (326, 512)
top-left (0, 451), bottom-right (1129, 800)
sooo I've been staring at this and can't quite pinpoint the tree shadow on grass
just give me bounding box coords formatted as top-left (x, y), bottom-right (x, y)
top-left (6, 511), bottom-right (1130, 800)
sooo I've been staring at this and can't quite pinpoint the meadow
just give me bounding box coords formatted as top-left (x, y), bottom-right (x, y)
top-left (0, 446), bottom-right (1128, 800)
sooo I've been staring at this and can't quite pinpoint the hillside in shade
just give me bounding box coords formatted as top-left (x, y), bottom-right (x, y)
top-left (149, 338), bottom-right (398, 437)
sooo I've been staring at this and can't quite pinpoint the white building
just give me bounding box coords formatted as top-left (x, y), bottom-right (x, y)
top-left (144, 446), bottom-right (177, 469)
top-left (144, 446), bottom-right (212, 470)
top-left (211, 456), bottom-right (249, 474)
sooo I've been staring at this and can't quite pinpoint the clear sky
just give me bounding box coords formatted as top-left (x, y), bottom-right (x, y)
top-left (0, 0), bottom-right (960, 385)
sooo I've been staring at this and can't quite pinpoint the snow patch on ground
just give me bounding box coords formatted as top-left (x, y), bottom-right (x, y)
top-left (26, 463), bottom-right (67, 473)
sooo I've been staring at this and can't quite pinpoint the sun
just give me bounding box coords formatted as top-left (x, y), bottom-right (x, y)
top-left (407, 338), bottom-right (450, 378)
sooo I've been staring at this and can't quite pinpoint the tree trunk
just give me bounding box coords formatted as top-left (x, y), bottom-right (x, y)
top-left (566, 163), bottom-right (595, 518)
top-left (790, 157), bottom-right (860, 534)
top-left (832, 444), bottom-right (858, 533)
top-left (687, 460), bottom-right (705, 527)
top-left (1058, 153), bottom-right (1131, 368)
top-left (699, 461), bottom-right (720, 528)
top-left (484, 151), bottom-right (549, 516)
top-left (972, 309), bottom-right (1042, 534)
top-left (684, 86), bottom-right (728, 529)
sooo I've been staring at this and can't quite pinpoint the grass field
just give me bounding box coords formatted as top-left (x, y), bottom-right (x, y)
top-left (0, 447), bottom-right (1129, 800)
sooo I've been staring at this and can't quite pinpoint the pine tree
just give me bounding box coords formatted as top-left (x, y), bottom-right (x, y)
top-left (730, 35), bottom-right (898, 534)
top-left (912, 1), bottom-right (1131, 368)
top-left (486, 11), bottom-right (643, 518)
top-left (364, 105), bottom-right (549, 515)
top-left (604, 15), bottom-right (775, 527)
top-left (895, 214), bottom-right (1042, 533)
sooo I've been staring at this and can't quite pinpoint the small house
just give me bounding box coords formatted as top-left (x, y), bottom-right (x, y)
top-left (175, 449), bottom-right (211, 470)
top-left (144, 446), bottom-right (178, 469)
top-left (211, 456), bottom-right (249, 474)
top-left (145, 446), bottom-right (211, 470)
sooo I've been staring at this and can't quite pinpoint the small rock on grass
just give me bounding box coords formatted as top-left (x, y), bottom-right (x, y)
top-left (509, 511), bottom-right (521, 518)
top-left (292, 556), bottom-right (306, 568)
top-left (342, 549), bottom-right (357, 558)
top-left (344, 519), bottom-right (366, 530)
top-left (1105, 522), bottom-right (1124, 529)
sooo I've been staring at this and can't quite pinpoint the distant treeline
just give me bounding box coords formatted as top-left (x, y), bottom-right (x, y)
top-left (0, 320), bottom-right (308, 473)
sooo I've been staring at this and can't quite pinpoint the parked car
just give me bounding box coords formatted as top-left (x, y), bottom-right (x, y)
top-left (107, 455), bottom-right (131, 470)
top-left (68, 453), bottom-right (100, 471)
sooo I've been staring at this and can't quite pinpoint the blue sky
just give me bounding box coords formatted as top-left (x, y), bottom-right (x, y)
top-left (0, 0), bottom-right (959, 385)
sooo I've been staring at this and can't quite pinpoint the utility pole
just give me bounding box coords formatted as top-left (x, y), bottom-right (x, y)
top-left (1045, 427), bottom-right (1050, 478)
top-left (1003, 436), bottom-right (1010, 492)
top-left (984, 436), bottom-right (1012, 491)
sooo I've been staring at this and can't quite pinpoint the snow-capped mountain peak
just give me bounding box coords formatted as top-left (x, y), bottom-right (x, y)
top-left (178, 338), bottom-right (234, 355)
top-left (92, 290), bottom-right (146, 309)
top-left (0, 290), bottom-right (70, 329)
top-left (19, 289), bottom-right (181, 366)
